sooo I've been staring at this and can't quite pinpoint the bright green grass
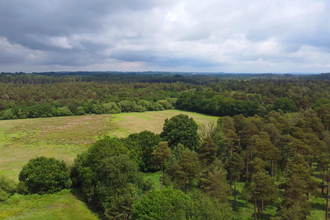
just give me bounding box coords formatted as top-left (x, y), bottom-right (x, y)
top-left (0, 189), bottom-right (99, 220)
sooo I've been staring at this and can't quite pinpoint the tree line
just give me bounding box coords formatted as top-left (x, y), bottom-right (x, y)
top-left (2, 73), bottom-right (330, 120)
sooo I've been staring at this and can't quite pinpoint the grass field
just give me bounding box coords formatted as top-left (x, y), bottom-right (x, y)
top-left (0, 110), bottom-right (218, 181)
top-left (0, 189), bottom-right (99, 220)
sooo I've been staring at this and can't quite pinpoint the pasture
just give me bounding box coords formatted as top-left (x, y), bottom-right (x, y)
top-left (0, 110), bottom-right (218, 181)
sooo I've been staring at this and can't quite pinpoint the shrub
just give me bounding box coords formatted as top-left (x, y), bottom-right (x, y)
top-left (19, 156), bottom-right (72, 194)
top-left (132, 188), bottom-right (233, 220)
top-left (0, 175), bottom-right (16, 201)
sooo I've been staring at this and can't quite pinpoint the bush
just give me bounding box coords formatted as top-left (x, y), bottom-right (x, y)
top-left (0, 175), bottom-right (16, 201)
top-left (132, 188), bottom-right (189, 220)
top-left (132, 188), bottom-right (232, 220)
top-left (103, 102), bottom-right (121, 114)
top-left (19, 156), bottom-right (72, 194)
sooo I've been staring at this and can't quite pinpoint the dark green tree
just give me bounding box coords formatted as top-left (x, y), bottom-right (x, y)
top-left (172, 150), bottom-right (201, 195)
top-left (95, 155), bottom-right (145, 219)
top-left (19, 156), bottom-right (72, 194)
top-left (198, 136), bottom-right (218, 166)
top-left (249, 171), bottom-right (278, 220)
top-left (153, 142), bottom-right (172, 190)
top-left (199, 158), bottom-right (231, 203)
top-left (132, 188), bottom-right (189, 220)
top-left (228, 152), bottom-right (245, 211)
top-left (160, 114), bottom-right (200, 150)
top-left (125, 131), bottom-right (161, 172)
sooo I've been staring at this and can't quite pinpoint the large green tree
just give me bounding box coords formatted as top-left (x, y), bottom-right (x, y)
top-left (160, 114), bottom-right (200, 150)
top-left (199, 158), bottom-right (231, 203)
top-left (249, 171), bottom-right (277, 220)
top-left (228, 152), bottom-right (245, 211)
top-left (19, 156), bottom-right (72, 194)
top-left (172, 150), bottom-right (201, 195)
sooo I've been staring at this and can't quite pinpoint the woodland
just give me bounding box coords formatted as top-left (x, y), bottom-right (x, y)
top-left (2, 72), bottom-right (330, 219)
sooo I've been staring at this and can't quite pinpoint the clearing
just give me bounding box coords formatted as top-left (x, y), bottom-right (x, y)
top-left (0, 110), bottom-right (218, 181)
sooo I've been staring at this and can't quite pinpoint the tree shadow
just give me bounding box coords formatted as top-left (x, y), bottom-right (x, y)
top-left (70, 187), bottom-right (101, 218)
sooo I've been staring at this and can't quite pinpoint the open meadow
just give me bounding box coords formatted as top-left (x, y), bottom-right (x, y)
top-left (0, 110), bottom-right (218, 181)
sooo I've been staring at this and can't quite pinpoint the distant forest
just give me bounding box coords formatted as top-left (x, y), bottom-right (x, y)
top-left (1, 72), bottom-right (330, 120)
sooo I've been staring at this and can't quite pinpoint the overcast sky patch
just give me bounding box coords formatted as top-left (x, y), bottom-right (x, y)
top-left (0, 0), bottom-right (329, 73)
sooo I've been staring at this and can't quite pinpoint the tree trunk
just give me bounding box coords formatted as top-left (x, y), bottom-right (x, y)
top-left (261, 199), bottom-right (264, 211)
top-left (254, 198), bottom-right (257, 220)
top-left (323, 171), bottom-right (326, 194)
top-left (257, 200), bottom-right (260, 220)
top-left (161, 163), bottom-right (163, 190)
top-left (234, 181), bottom-right (237, 211)
top-left (307, 191), bottom-right (309, 200)
top-left (230, 172), bottom-right (232, 187)
top-left (327, 179), bottom-right (329, 220)
top-left (184, 182), bottom-right (187, 195)
top-left (271, 160), bottom-right (274, 177)
top-left (246, 152), bottom-right (249, 182)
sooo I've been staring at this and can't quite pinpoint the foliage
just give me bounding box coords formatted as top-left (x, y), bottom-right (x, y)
top-left (170, 149), bottom-right (201, 194)
top-left (198, 158), bottom-right (231, 203)
top-left (198, 136), bottom-right (218, 166)
top-left (160, 114), bottom-right (200, 150)
top-left (132, 188), bottom-right (233, 220)
top-left (124, 131), bottom-right (161, 172)
top-left (132, 188), bottom-right (189, 220)
top-left (0, 175), bottom-right (16, 201)
top-left (18, 156), bottom-right (72, 194)
top-left (153, 142), bottom-right (172, 189)
top-left (94, 155), bottom-right (144, 219)
top-left (71, 137), bottom-right (129, 197)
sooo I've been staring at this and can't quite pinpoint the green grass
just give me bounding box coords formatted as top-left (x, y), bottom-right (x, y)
top-left (0, 189), bottom-right (99, 220)
top-left (0, 110), bottom-right (218, 181)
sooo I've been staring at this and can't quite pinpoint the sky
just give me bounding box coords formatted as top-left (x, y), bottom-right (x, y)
top-left (0, 0), bottom-right (329, 73)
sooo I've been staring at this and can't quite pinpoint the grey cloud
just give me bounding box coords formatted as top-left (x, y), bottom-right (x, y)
top-left (0, 0), bottom-right (329, 72)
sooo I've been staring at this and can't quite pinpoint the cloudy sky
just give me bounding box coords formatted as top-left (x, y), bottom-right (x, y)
top-left (0, 0), bottom-right (329, 73)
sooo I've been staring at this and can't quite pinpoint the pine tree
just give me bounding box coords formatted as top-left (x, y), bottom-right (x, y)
top-left (228, 152), bottom-right (244, 211)
top-left (199, 158), bottom-right (231, 203)
top-left (198, 136), bottom-right (218, 167)
top-left (250, 171), bottom-right (277, 220)
top-left (153, 142), bottom-right (172, 190)
top-left (173, 150), bottom-right (201, 195)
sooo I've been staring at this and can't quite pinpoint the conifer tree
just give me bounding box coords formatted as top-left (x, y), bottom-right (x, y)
top-left (228, 152), bottom-right (244, 211)
top-left (250, 171), bottom-right (277, 220)
top-left (172, 150), bottom-right (201, 195)
top-left (198, 136), bottom-right (218, 167)
top-left (199, 158), bottom-right (231, 203)
top-left (153, 142), bottom-right (172, 190)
